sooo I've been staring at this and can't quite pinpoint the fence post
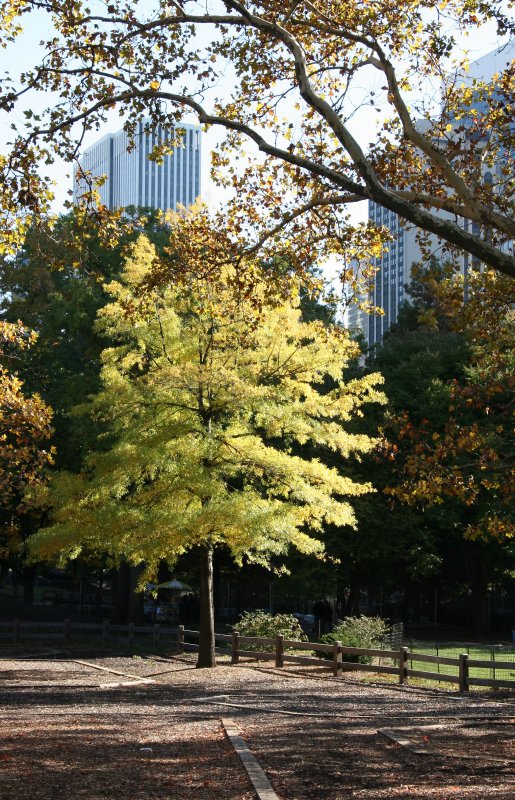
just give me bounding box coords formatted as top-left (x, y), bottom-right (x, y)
top-left (459, 653), bottom-right (469, 693)
top-left (63, 618), bottom-right (71, 644)
top-left (102, 619), bottom-right (109, 645)
top-left (231, 631), bottom-right (240, 665)
top-left (13, 618), bottom-right (19, 643)
top-left (153, 623), bottom-right (160, 648)
top-left (275, 634), bottom-right (284, 668)
top-left (128, 622), bottom-right (134, 648)
top-left (398, 646), bottom-right (408, 685)
top-left (333, 640), bottom-right (343, 677)
top-left (178, 624), bottom-right (184, 654)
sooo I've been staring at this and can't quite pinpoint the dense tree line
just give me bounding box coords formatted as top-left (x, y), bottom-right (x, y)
top-left (348, 263), bottom-right (514, 635)
top-left (1, 209), bottom-right (513, 660)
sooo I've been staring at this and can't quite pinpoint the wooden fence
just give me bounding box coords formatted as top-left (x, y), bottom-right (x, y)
top-left (0, 619), bottom-right (170, 649)
top-left (171, 628), bottom-right (515, 692)
top-left (1, 619), bottom-right (514, 693)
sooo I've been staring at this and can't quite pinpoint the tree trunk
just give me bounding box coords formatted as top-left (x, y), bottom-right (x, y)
top-left (112, 562), bottom-right (130, 623)
top-left (128, 564), bottom-right (144, 624)
top-left (197, 544), bottom-right (216, 668)
top-left (471, 571), bottom-right (490, 636)
top-left (95, 570), bottom-right (104, 610)
top-left (466, 547), bottom-right (490, 636)
top-left (350, 581), bottom-right (361, 616)
top-left (22, 563), bottom-right (37, 605)
top-left (213, 549), bottom-right (221, 623)
top-left (345, 574), bottom-right (361, 616)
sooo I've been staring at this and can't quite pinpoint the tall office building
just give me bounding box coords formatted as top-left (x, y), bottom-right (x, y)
top-left (349, 43), bottom-right (514, 346)
top-left (74, 120), bottom-right (201, 211)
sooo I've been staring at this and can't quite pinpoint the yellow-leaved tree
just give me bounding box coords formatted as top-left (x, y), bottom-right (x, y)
top-left (31, 220), bottom-right (384, 667)
top-left (1, 320), bottom-right (54, 555)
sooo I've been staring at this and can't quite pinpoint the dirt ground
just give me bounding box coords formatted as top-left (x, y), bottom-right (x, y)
top-left (0, 646), bottom-right (513, 799)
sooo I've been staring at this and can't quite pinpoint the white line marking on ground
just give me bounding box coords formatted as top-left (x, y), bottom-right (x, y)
top-left (378, 727), bottom-right (515, 763)
top-left (70, 660), bottom-right (155, 683)
top-left (222, 717), bottom-right (280, 800)
top-left (193, 694), bottom-right (320, 716)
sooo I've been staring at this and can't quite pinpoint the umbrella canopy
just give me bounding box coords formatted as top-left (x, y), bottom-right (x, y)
top-left (159, 579), bottom-right (191, 590)
top-left (146, 579), bottom-right (192, 591)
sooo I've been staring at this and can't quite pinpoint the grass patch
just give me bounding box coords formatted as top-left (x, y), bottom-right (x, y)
top-left (405, 641), bottom-right (515, 682)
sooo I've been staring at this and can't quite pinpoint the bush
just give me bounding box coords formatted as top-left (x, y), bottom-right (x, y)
top-left (233, 610), bottom-right (307, 652)
top-left (319, 615), bottom-right (391, 664)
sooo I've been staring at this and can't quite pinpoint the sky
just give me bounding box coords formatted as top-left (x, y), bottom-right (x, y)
top-left (0, 3), bottom-right (510, 224)
top-left (0, 3), bottom-right (225, 210)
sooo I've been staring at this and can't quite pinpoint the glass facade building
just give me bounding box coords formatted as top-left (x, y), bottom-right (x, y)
top-left (349, 42), bottom-right (514, 347)
top-left (74, 121), bottom-right (201, 211)
top-left (366, 202), bottom-right (407, 347)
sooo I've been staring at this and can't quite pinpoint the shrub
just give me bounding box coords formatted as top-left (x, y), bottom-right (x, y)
top-left (233, 610), bottom-right (307, 652)
top-left (319, 615), bottom-right (391, 664)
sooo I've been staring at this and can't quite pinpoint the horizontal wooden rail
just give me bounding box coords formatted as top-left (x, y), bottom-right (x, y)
top-left (468, 677), bottom-right (515, 689)
top-left (282, 639), bottom-right (333, 653)
top-left (409, 652), bottom-right (460, 667)
top-left (282, 639), bottom-right (318, 652)
top-left (282, 654), bottom-right (329, 666)
top-left (341, 645), bottom-right (399, 659)
top-left (342, 662), bottom-right (400, 675)
top-left (237, 635), bottom-right (276, 646)
top-left (109, 624), bottom-right (133, 632)
top-left (468, 658), bottom-right (515, 670)
top-left (19, 621), bottom-right (63, 629)
top-left (67, 622), bottom-right (105, 631)
top-left (407, 669), bottom-right (458, 683)
top-left (237, 650), bottom-right (276, 661)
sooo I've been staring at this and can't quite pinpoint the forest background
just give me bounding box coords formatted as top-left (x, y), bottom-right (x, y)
top-left (0, 1), bottom-right (514, 658)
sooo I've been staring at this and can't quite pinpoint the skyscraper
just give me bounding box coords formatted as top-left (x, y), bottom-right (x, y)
top-left (74, 120), bottom-right (201, 211)
top-left (349, 43), bottom-right (513, 346)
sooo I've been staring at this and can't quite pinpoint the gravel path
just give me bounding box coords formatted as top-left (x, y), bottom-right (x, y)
top-left (0, 650), bottom-right (513, 799)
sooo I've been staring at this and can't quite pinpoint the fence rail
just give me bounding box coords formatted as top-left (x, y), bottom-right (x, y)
top-left (1, 619), bottom-right (514, 692)
top-left (0, 618), bottom-right (177, 648)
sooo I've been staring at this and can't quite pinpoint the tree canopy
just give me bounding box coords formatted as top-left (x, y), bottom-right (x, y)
top-left (0, 320), bottom-right (54, 555)
top-left (383, 265), bottom-right (514, 544)
top-left (322, 261), bottom-right (514, 633)
top-left (0, 207), bottom-right (171, 470)
top-left (30, 215), bottom-right (385, 664)
top-left (0, 1), bottom-right (514, 280)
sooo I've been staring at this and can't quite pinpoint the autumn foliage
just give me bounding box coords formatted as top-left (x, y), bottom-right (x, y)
top-left (0, 320), bottom-right (53, 550)
top-left (30, 210), bottom-right (385, 664)
top-left (382, 267), bottom-right (514, 542)
top-left (0, 1), bottom-right (513, 282)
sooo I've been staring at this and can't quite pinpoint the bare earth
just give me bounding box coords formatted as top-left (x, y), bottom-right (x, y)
top-left (0, 648), bottom-right (513, 799)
